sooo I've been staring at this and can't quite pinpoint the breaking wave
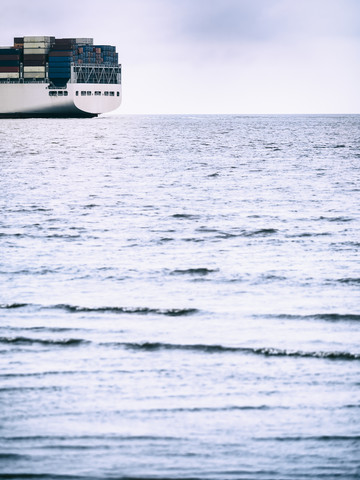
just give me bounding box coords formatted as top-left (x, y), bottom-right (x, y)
top-left (170, 268), bottom-right (218, 276)
top-left (102, 342), bottom-right (360, 360)
top-left (337, 278), bottom-right (360, 285)
top-left (52, 304), bottom-right (198, 316)
top-left (2, 334), bottom-right (358, 360)
top-left (0, 336), bottom-right (87, 347)
top-left (0, 303), bottom-right (199, 317)
top-left (273, 313), bottom-right (360, 322)
top-left (0, 303), bottom-right (28, 309)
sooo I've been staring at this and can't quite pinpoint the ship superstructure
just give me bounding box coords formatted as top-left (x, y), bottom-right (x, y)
top-left (0, 36), bottom-right (122, 117)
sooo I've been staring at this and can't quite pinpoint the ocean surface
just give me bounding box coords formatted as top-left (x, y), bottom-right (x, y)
top-left (0, 114), bottom-right (359, 480)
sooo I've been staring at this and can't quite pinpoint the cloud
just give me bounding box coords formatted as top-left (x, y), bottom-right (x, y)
top-left (171, 0), bottom-right (360, 43)
top-left (1, 0), bottom-right (359, 51)
top-left (173, 0), bottom-right (275, 42)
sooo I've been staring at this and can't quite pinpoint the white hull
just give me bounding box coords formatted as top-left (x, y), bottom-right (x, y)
top-left (0, 82), bottom-right (122, 117)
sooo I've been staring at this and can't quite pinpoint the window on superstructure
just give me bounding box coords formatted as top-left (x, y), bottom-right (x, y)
top-left (64, 91), bottom-right (68, 96)
top-left (104, 91), bottom-right (109, 96)
top-left (117, 92), bottom-right (120, 97)
top-left (58, 91), bottom-right (63, 96)
top-left (110, 92), bottom-right (114, 96)
top-left (95, 91), bottom-right (101, 96)
top-left (81, 91), bottom-right (86, 96)
top-left (87, 91), bottom-right (91, 96)
top-left (76, 91), bottom-right (79, 96)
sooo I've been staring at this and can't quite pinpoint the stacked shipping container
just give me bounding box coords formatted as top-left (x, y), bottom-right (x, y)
top-left (48, 38), bottom-right (118, 86)
top-left (0, 36), bottom-right (120, 86)
top-left (0, 47), bottom-right (21, 79)
top-left (48, 38), bottom-right (76, 86)
top-left (23, 36), bottom-right (53, 79)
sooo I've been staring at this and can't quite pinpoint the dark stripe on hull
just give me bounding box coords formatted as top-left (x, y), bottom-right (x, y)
top-left (0, 101), bottom-right (99, 119)
top-left (0, 111), bottom-right (98, 118)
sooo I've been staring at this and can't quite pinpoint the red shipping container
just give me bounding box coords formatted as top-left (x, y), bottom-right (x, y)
top-left (0, 66), bottom-right (19, 72)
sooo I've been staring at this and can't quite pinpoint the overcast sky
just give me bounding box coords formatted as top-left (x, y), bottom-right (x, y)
top-left (1, 0), bottom-right (359, 114)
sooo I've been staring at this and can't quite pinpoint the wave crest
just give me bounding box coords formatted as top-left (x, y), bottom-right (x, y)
top-left (103, 342), bottom-right (360, 360)
top-left (0, 303), bottom-right (199, 317)
top-left (0, 303), bottom-right (28, 309)
top-left (53, 304), bottom-right (198, 316)
top-left (0, 336), bottom-right (87, 346)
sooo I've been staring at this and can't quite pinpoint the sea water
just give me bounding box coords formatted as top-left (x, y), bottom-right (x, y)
top-left (0, 115), bottom-right (359, 479)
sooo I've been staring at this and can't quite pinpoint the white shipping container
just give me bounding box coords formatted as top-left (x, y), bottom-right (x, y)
top-left (23, 66), bottom-right (46, 73)
top-left (0, 72), bottom-right (19, 78)
top-left (76, 38), bottom-right (93, 45)
top-left (23, 48), bottom-right (49, 55)
top-left (24, 43), bottom-right (51, 49)
top-left (23, 72), bottom-right (46, 78)
top-left (24, 36), bottom-right (52, 43)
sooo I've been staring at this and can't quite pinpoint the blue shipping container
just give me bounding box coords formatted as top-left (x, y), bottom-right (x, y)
top-left (0, 60), bottom-right (20, 66)
top-left (49, 63), bottom-right (71, 67)
top-left (49, 57), bottom-right (72, 63)
top-left (49, 72), bottom-right (70, 78)
top-left (49, 67), bottom-right (71, 72)
top-left (0, 48), bottom-right (21, 55)
top-left (49, 67), bottom-right (71, 73)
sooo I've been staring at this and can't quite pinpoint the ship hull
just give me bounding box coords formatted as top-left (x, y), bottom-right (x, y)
top-left (0, 82), bottom-right (121, 118)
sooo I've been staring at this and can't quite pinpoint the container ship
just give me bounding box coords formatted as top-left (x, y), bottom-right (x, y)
top-left (0, 36), bottom-right (122, 118)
